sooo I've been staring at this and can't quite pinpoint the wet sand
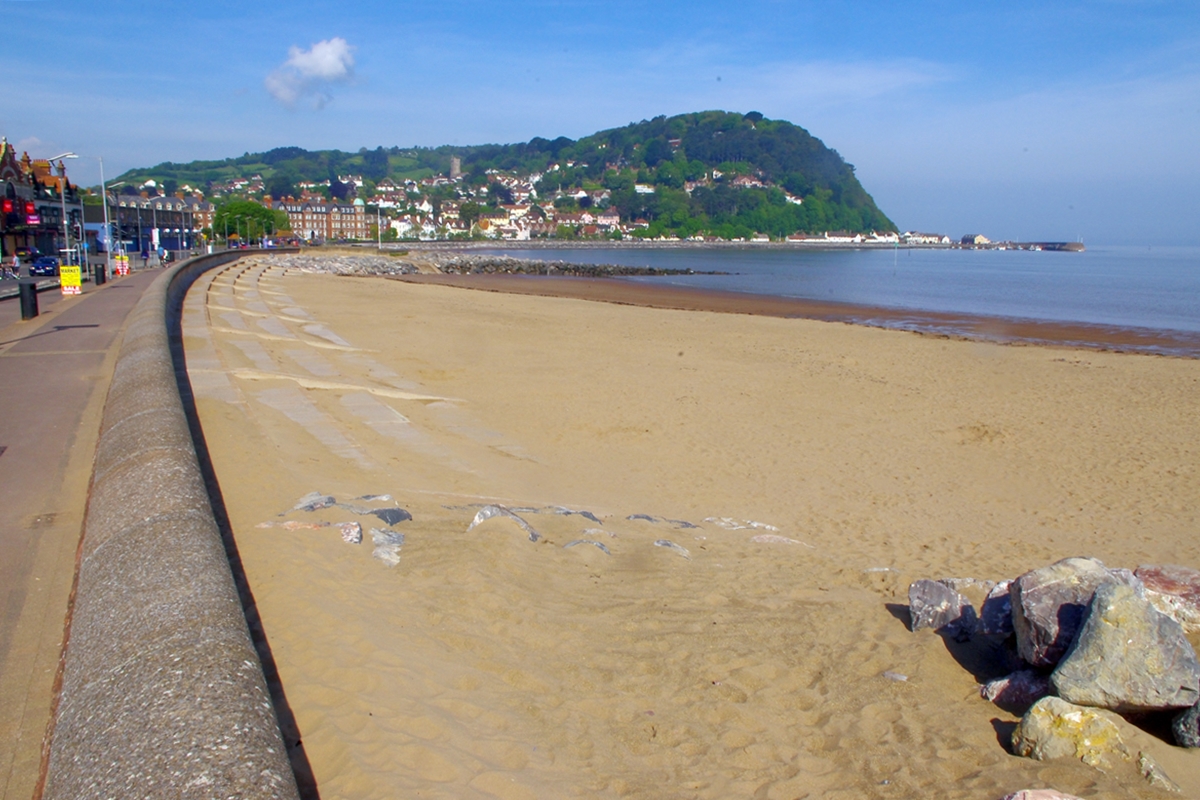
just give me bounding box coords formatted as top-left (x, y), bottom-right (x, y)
top-left (396, 273), bottom-right (1200, 358)
top-left (184, 257), bottom-right (1200, 799)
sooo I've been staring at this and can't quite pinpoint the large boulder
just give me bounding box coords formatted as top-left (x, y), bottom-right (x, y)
top-left (908, 579), bottom-right (977, 640)
top-left (1011, 696), bottom-right (1129, 769)
top-left (1011, 557), bottom-right (1119, 667)
top-left (1136, 564), bottom-right (1200, 632)
top-left (1172, 701), bottom-right (1200, 748)
top-left (1051, 582), bottom-right (1200, 713)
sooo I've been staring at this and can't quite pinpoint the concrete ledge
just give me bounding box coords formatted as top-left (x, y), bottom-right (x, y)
top-left (43, 251), bottom-right (302, 799)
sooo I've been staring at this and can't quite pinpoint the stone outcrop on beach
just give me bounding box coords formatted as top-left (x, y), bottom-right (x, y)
top-left (1136, 564), bottom-right (1200, 632)
top-left (908, 579), bottom-right (977, 640)
top-left (909, 556), bottom-right (1200, 764)
top-left (1011, 696), bottom-right (1129, 768)
top-left (1011, 557), bottom-right (1120, 668)
top-left (1050, 582), bottom-right (1200, 713)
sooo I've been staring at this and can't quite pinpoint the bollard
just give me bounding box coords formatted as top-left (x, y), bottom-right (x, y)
top-left (19, 280), bottom-right (38, 320)
top-left (94, 264), bottom-right (106, 285)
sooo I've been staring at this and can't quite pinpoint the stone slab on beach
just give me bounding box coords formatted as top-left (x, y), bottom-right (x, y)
top-left (1136, 564), bottom-right (1200, 633)
top-left (1011, 557), bottom-right (1119, 668)
top-left (908, 578), bottom-right (978, 639)
top-left (1011, 696), bottom-right (1129, 770)
top-left (1051, 582), bottom-right (1200, 713)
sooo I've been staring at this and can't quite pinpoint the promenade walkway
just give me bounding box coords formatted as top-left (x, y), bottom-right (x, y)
top-left (0, 268), bottom-right (160, 799)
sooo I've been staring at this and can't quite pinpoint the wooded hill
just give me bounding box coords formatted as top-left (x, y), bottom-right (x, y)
top-left (114, 111), bottom-right (895, 237)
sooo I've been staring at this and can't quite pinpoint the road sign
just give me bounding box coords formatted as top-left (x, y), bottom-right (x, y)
top-left (60, 265), bottom-right (82, 295)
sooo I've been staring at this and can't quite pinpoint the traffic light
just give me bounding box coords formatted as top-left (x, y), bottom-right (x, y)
top-left (1, 199), bottom-right (11, 214)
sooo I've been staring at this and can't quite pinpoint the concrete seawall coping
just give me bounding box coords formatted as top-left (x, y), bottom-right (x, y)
top-left (43, 250), bottom-right (302, 800)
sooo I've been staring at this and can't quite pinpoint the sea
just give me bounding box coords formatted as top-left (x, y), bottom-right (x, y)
top-left (478, 244), bottom-right (1200, 353)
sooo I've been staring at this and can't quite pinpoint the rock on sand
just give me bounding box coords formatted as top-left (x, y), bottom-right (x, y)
top-left (1051, 582), bottom-right (1200, 713)
top-left (1010, 557), bottom-right (1118, 668)
top-left (907, 579), bottom-right (977, 640)
top-left (1011, 696), bottom-right (1129, 769)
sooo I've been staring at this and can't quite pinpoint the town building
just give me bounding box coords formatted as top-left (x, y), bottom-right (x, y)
top-left (1, 138), bottom-right (85, 262)
top-left (272, 197), bottom-right (369, 242)
top-left (111, 192), bottom-right (209, 252)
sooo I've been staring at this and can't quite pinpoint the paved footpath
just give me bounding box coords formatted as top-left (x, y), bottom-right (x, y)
top-left (0, 269), bottom-right (161, 799)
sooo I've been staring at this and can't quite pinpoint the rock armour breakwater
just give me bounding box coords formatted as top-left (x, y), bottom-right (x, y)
top-left (271, 250), bottom-right (709, 278)
top-left (422, 253), bottom-right (707, 277)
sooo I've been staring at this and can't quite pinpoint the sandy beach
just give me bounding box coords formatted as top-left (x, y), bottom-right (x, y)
top-left (182, 255), bottom-right (1200, 799)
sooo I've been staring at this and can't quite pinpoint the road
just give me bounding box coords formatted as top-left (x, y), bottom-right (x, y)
top-left (0, 268), bottom-right (161, 800)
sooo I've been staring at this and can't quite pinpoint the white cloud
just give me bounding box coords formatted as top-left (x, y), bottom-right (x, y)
top-left (15, 136), bottom-right (45, 153)
top-left (265, 37), bottom-right (356, 109)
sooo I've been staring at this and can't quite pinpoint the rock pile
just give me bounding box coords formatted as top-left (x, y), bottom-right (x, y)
top-left (419, 251), bottom-right (706, 277)
top-left (908, 557), bottom-right (1200, 786)
top-left (272, 254), bottom-right (420, 276)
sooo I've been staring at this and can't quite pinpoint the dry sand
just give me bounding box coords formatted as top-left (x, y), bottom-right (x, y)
top-left (182, 255), bottom-right (1200, 799)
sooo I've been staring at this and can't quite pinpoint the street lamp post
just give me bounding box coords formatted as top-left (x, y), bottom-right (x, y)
top-left (98, 157), bottom-right (112, 280)
top-left (48, 152), bottom-right (78, 267)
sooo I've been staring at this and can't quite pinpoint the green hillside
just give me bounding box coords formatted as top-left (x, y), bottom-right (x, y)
top-left (114, 111), bottom-right (895, 237)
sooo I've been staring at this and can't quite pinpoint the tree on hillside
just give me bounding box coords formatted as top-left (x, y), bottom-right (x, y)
top-left (267, 170), bottom-right (299, 200)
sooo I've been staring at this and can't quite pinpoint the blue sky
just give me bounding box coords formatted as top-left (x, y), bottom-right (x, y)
top-left (2, 0), bottom-right (1198, 243)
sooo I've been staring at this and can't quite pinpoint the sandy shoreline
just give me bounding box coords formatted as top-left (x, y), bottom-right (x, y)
top-left (184, 256), bottom-right (1200, 798)
top-left (394, 273), bottom-right (1200, 358)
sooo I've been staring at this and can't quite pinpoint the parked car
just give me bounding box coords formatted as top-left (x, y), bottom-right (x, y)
top-left (30, 256), bottom-right (60, 276)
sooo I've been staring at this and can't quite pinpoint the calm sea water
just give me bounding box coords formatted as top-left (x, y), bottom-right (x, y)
top-left (480, 245), bottom-right (1200, 334)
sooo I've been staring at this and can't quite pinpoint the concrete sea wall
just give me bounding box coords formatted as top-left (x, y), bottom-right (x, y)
top-left (43, 251), bottom-right (301, 799)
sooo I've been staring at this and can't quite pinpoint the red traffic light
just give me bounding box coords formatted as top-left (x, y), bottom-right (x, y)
top-left (24, 201), bottom-right (35, 215)
top-left (1, 199), bottom-right (12, 214)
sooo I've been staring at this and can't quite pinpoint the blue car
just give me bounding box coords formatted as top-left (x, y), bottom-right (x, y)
top-left (30, 256), bottom-right (60, 276)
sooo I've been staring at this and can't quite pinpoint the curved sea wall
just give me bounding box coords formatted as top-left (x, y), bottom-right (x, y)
top-left (43, 251), bottom-right (301, 799)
